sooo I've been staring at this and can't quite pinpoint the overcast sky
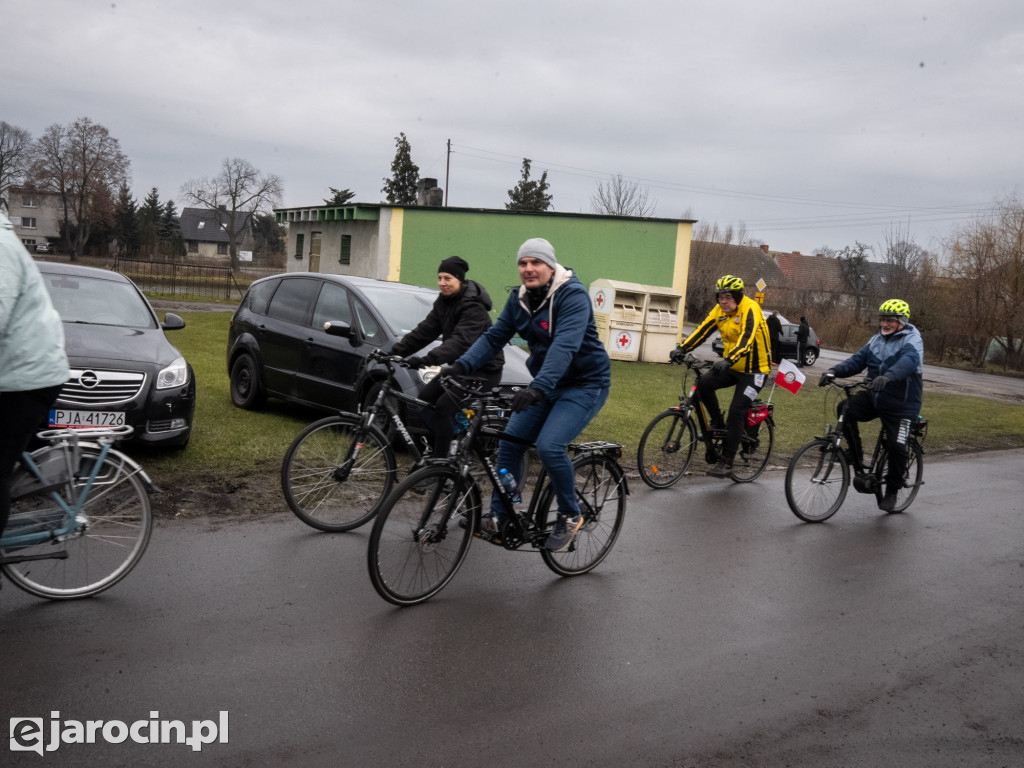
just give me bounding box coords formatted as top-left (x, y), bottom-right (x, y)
top-left (6, 0), bottom-right (1023, 257)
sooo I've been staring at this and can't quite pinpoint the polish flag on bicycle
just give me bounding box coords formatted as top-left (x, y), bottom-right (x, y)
top-left (775, 359), bottom-right (806, 394)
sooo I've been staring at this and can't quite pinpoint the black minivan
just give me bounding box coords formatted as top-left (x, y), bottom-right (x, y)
top-left (226, 273), bottom-right (532, 430)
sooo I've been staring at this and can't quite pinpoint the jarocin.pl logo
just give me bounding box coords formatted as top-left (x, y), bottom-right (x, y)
top-left (9, 711), bottom-right (228, 755)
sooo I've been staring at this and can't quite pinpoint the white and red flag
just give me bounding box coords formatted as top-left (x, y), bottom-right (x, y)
top-left (775, 358), bottom-right (806, 394)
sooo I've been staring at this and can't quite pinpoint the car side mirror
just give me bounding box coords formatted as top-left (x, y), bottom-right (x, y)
top-left (162, 312), bottom-right (186, 331)
top-left (324, 320), bottom-right (363, 347)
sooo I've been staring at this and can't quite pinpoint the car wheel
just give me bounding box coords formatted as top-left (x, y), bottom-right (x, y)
top-left (803, 348), bottom-right (818, 366)
top-left (230, 353), bottom-right (266, 410)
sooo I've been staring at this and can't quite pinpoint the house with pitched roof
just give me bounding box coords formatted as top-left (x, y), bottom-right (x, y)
top-left (179, 207), bottom-right (254, 260)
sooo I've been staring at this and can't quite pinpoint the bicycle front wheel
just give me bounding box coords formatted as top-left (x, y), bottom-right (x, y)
top-left (637, 409), bottom-right (697, 489)
top-left (785, 439), bottom-right (849, 523)
top-left (1, 447), bottom-right (152, 599)
top-left (540, 454), bottom-right (627, 576)
top-left (730, 419), bottom-right (775, 483)
top-left (281, 414), bottom-right (395, 532)
top-left (367, 466), bottom-right (480, 606)
top-left (874, 440), bottom-right (924, 513)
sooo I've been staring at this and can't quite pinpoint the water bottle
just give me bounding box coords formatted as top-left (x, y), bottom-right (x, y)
top-left (453, 409), bottom-right (471, 435)
top-left (897, 418), bottom-right (910, 445)
top-left (498, 468), bottom-right (521, 503)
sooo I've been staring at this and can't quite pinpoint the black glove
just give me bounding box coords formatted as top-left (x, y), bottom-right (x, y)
top-left (818, 370), bottom-right (836, 388)
top-left (711, 358), bottom-right (732, 375)
top-left (404, 355), bottom-right (428, 370)
top-left (669, 348), bottom-right (687, 364)
top-left (868, 375), bottom-right (890, 392)
top-left (438, 361), bottom-right (466, 378)
top-left (510, 387), bottom-right (545, 413)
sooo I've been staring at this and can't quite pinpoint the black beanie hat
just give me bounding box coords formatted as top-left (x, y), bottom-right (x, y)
top-left (438, 256), bottom-right (469, 282)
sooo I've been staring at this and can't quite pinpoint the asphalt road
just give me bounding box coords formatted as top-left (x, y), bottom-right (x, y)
top-left (3, 449), bottom-right (1022, 767)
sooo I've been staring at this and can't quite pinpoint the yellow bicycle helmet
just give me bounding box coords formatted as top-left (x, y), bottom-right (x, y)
top-left (715, 275), bottom-right (744, 293)
top-left (878, 299), bottom-right (910, 320)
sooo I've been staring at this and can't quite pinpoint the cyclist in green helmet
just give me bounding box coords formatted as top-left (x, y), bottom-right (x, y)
top-left (669, 275), bottom-right (772, 478)
top-left (819, 299), bottom-right (923, 511)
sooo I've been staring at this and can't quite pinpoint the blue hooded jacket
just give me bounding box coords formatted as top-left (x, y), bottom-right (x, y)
top-left (832, 322), bottom-right (923, 416)
top-left (458, 265), bottom-right (610, 394)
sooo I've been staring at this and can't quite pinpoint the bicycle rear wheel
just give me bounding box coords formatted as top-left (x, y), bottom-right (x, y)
top-left (367, 466), bottom-right (480, 606)
top-left (281, 414), bottom-right (395, 532)
top-left (730, 419), bottom-right (775, 483)
top-left (874, 440), bottom-right (924, 512)
top-left (540, 454), bottom-right (627, 576)
top-left (637, 409), bottom-right (697, 489)
top-left (785, 439), bottom-right (849, 523)
top-left (1, 447), bottom-right (152, 599)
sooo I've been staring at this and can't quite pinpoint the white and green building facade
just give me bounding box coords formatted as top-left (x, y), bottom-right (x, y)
top-left (274, 203), bottom-right (695, 321)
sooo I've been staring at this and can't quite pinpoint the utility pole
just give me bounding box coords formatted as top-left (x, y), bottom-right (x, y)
top-left (445, 139), bottom-right (451, 207)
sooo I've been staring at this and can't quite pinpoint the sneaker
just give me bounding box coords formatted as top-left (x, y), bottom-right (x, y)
top-left (706, 460), bottom-right (733, 479)
top-left (545, 513), bottom-right (583, 552)
top-left (878, 492), bottom-right (899, 512)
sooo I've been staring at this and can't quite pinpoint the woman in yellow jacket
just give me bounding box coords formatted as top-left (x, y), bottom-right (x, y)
top-left (669, 275), bottom-right (772, 477)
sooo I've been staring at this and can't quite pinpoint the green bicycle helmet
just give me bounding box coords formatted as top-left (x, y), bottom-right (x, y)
top-left (878, 299), bottom-right (910, 320)
top-left (715, 275), bottom-right (744, 293)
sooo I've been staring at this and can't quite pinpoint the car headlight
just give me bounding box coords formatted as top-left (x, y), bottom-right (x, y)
top-left (156, 356), bottom-right (189, 389)
top-left (419, 365), bottom-right (442, 384)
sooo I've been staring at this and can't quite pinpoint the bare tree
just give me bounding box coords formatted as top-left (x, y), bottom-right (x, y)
top-left (683, 214), bottom-right (752, 321)
top-left (944, 194), bottom-right (1024, 367)
top-left (181, 158), bottom-right (283, 269)
top-left (29, 117), bottom-right (130, 259)
top-left (0, 121), bottom-right (33, 198)
top-left (590, 174), bottom-right (656, 217)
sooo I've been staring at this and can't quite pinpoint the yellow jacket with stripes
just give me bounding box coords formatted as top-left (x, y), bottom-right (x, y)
top-left (678, 296), bottom-right (772, 374)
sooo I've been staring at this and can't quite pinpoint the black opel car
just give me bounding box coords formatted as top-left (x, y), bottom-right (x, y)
top-left (226, 273), bottom-right (532, 431)
top-left (37, 262), bottom-right (196, 447)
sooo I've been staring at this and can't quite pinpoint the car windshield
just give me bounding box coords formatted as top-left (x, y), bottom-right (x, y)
top-left (357, 284), bottom-right (436, 335)
top-left (43, 273), bottom-right (156, 328)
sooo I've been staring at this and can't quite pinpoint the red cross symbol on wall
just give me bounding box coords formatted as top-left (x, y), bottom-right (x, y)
top-left (595, 292), bottom-right (605, 308)
top-left (617, 333), bottom-right (631, 349)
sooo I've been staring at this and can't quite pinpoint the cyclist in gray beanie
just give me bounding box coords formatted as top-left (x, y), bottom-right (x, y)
top-left (516, 237), bottom-right (557, 269)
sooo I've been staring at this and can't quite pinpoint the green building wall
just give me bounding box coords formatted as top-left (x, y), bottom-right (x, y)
top-left (397, 208), bottom-right (689, 314)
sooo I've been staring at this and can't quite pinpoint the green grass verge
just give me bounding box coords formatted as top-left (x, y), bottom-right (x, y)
top-left (142, 312), bottom-right (1024, 482)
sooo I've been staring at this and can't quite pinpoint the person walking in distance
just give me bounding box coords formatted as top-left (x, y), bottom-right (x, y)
top-left (766, 310), bottom-right (783, 365)
top-left (796, 316), bottom-right (810, 366)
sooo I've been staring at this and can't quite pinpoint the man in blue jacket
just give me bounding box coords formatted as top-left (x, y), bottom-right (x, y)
top-left (819, 299), bottom-right (923, 511)
top-left (450, 237), bottom-right (611, 552)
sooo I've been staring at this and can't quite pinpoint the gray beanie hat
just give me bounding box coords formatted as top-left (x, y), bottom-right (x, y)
top-left (516, 237), bottom-right (557, 269)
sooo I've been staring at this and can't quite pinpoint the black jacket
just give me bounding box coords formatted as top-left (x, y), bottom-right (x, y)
top-left (391, 279), bottom-right (504, 374)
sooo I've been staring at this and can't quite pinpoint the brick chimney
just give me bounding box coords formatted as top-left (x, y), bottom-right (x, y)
top-left (760, 244), bottom-right (770, 254)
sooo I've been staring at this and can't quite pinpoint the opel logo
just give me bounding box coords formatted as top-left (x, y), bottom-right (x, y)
top-left (78, 370), bottom-right (100, 389)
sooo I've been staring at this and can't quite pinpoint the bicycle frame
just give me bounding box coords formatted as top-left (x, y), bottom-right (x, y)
top-left (677, 359), bottom-right (774, 456)
top-left (1, 426), bottom-right (151, 555)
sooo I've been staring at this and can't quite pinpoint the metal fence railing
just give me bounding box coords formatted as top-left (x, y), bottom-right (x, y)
top-left (113, 259), bottom-right (280, 302)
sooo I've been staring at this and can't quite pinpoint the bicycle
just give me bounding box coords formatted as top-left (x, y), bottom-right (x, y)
top-left (637, 355), bottom-right (776, 488)
top-left (281, 346), bottom-right (514, 533)
top-left (367, 377), bottom-right (628, 606)
top-left (785, 378), bottom-right (926, 522)
top-left (0, 425), bottom-right (154, 600)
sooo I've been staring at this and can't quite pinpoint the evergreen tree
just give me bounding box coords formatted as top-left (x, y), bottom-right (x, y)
top-left (506, 158), bottom-right (552, 212)
top-left (159, 199), bottom-right (180, 240)
top-left (112, 183), bottom-right (141, 258)
top-left (381, 133), bottom-right (419, 204)
top-left (323, 187), bottom-right (356, 206)
top-left (138, 187), bottom-right (161, 256)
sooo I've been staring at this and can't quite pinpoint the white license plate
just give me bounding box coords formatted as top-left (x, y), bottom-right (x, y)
top-left (49, 409), bottom-right (126, 428)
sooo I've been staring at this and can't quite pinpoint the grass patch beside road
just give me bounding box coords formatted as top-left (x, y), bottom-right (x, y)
top-left (142, 312), bottom-right (1024, 489)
